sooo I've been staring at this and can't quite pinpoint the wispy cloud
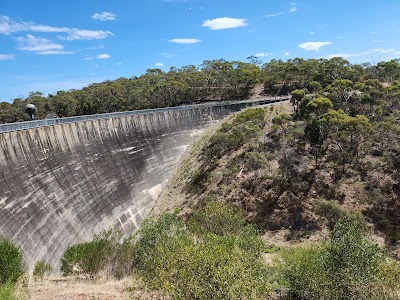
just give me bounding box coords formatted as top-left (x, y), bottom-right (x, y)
top-left (155, 63), bottom-right (164, 67)
top-left (162, 53), bottom-right (178, 57)
top-left (60, 29), bottom-right (113, 41)
top-left (92, 12), bottom-right (117, 21)
top-left (298, 41), bottom-right (332, 51)
top-left (327, 52), bottom-right (370, 59)
top-left (169, 38), bottom-right (201, 44)
top-left (266, 12), bottom-right (284, 17)
top-left (266, 3), bottom-right (296, 18)
top-left (327, 48), bottom-right (400, 60)
top-left (84, 53), bottom-right (111, 60)
top-left (0, 54), bottom-right (14, 60)
top-left (0, 15), bottom-right (113, 40)
top-left (284, 52), bottom-right (290, 56)
top-left (16, 34), bottom-right (73, 55)
top-left (254, 52), bottom-right (273, 57)
top-left (202, 17), bottom-right (248, 30)
top-left (97, 53), bottom-right (111, 59)
top-left (37, 50), bottom-right (73, 55)
top-left (371, 48), bottom-right (399, 54)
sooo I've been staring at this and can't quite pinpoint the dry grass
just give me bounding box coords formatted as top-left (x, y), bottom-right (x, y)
top-left (29, 276), bottom-right (131, 300)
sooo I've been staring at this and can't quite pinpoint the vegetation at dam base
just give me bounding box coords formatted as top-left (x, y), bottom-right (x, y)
top-left (1, 98), bottom-right (400, 298)
top-left (2, 203), bottom-right (400, 299)
top-left (1, 55), bottom-right (400, 298)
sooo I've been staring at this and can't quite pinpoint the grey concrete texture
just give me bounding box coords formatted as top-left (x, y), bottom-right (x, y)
top-left (0, 98), bottom-right (288, 272)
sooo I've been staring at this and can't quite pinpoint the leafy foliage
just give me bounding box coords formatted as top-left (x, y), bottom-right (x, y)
top-left (0, 282), bottom-right (15, 300)
top-left (60, 229), bottom-right (135, 279)
top-left (132, 204), bottom-right (274, 299)
top-left (0, 59), bottom-right (262, 123)
top-left (278, 217), bottom-right (398, 300)
top-left (188, 201), bottom-right (245, 236)
top-left (61, 238), bottom-right (112, 279)
top-left (33, 260), bottom-right (52, 281)
top-left (0, 240), bottom-right (24, 285)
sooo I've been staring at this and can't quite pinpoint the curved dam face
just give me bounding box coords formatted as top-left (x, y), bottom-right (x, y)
top-left (0, 98), bottom-right (288, 271)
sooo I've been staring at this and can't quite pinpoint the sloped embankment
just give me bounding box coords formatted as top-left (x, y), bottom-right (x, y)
top-left (152, 100), bottom-right (399, 251)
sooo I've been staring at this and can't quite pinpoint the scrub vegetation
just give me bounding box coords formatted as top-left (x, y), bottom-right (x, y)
top-left (1, 56), bottom-right (400, 299)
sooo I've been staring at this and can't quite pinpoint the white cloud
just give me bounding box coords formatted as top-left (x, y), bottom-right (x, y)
top-left (284, 52), bottom-right (290, 56)
top-left (61, 29), bottom-right (113, 40)
top-left (92, 12), bottom-right (117, 21)
top-left (298, 41), bottom-right (332, 51)
top-left (97, 53), bottom-right (111, 59)
top-left (162, 53), bottom-right (178, 57)
top-left (337, 36), bottom-right (344, 39)
top-left (371, 31), bottom-right (377, 35)
top-left (0, 15), bottom-right (113, 40)
top-left (289, 3), bottom-right (297, 12)
top-left (254, 52), bottom-right (272, 57)
top-left (266, 12), bottom-right (284, 17)
top-left (169, 38), bottom-right (201, 44)
top-left (371, 48), bottom-right (398, 54)
top-left (327, 52), bottom-right (370, 59)
top-left (0, 16), bottom-right (28, 34)
top-left (37, 50), bottom-right (73, 55)
top-left (84, 53), bottom-right (111, 60)
top-left (154, 63), bottom-right (164, 67)
top-left (16, 34), bottom-right (64, 52)
top-left (327, 48), bottom-right (400, 60)
top-left (202, 17), bottom-right (248, 30)
top-left (0, 54), bottom-right (14, 60)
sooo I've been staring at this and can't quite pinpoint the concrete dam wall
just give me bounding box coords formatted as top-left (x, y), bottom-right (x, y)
top-left (0, 98), bottom-right (288, 271)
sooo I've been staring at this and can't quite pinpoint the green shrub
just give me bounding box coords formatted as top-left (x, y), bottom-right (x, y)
top-left (232, 107), bottom-right (265, 126)
top-left (243, 151), bottom-right (269, 171)
top-left (60, 229), bottom-right (135, 280)
top-left (60, 237), bottom-right (112, 279)
top-left (278, 216), bottom-right (398, 299)
top-left (0, 240), bottom-right (24, 284)
top-left (133, 207), bottom-right (274, 299)
top-left (314, 199), bottom-right (366, 229)
top-left (188, 201), bottom-right (245, 236)
top-left (109, 235), bottom-right (136, 279)
top-left (0, 282), bottom-right (15, 300)
top-left (206, 108), bottom-right (265, 160)
top-left (132, 213), bottom-right (193, 288)
top-left (33, 260), bottom-right (52, 281)
top-left (189, 167), bottom-right (212, 193)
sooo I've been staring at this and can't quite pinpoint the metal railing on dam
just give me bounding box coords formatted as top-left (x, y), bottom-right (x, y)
top-left (0, 96), bottom-right (290, 134)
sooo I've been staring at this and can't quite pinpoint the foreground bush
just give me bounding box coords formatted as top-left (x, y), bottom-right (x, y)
top-left (33, 260), bottom-right (52, 281)
top-left (0, 240), bottom-right (24, 285)
top-left (133, 204), bottom-right (274, 299)
top-left (278, 216), bottom-right (400, 299)
top-left (60, 229), bottom-right (135, 279)
top-left (188, 201), bottom-right (245, 236)
top-left (0, 282), bottom-right (15, 300)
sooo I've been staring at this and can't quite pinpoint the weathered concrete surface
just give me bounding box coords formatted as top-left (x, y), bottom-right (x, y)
top-left (0, 99), bottom-right (287, 271)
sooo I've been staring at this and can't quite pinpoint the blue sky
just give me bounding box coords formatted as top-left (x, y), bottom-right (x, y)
top-left (1, 0), bottom-right (400, 102)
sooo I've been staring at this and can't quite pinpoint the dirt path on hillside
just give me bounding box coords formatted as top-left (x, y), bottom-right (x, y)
top-left (29, 277), bottom-right (131, 300)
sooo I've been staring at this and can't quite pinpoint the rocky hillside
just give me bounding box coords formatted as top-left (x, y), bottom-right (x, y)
top-left (153, 96), bottom-right (399, 256)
